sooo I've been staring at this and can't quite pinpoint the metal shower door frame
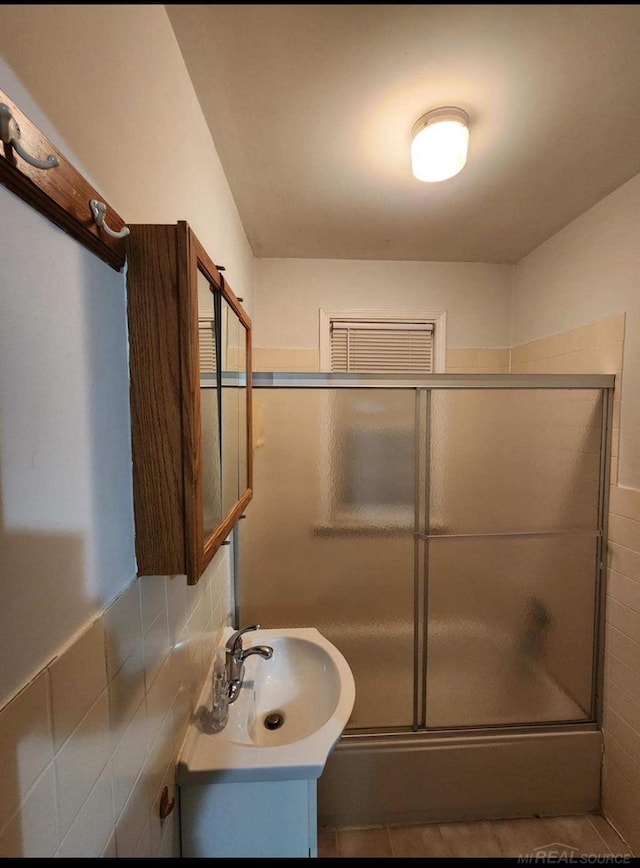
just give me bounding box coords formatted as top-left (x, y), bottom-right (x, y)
top-left (249, 372), bottom-right (615, 734)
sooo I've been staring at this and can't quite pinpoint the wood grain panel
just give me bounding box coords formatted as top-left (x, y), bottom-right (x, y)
top-left (177, 222), bottom-right (202, 584)
top-left (127, 225), bottom-right (185, 574)
top-left (127, 221), bottom-right (253, 585)
top-left (0, 88), bottom-right (126, 270)
top-left (201, 488), bottom-right (253, 578)
top-left (245, 323), bottom-right (254, 493)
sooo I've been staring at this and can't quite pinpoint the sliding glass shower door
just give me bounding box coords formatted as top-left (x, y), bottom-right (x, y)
top-left (424, 388), bottom-right (604, 727)
top-left (239, 375), bottom-right (611, 733)
top-left (240, 386), bottom-right (416, 728)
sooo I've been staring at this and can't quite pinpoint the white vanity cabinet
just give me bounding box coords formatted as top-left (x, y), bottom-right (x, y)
top-left (180, 778), bottom-right (318, 858)
top-left (176, 628), bottom-right (355, 859)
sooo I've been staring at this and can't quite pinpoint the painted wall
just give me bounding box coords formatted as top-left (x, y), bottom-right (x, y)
top-left (253, 258), bottom-right (513, 370)
top-left (511, 172), bottom-right (640, 489)
top-left (0, 4), bottom-right (253, 312)
top-left (0, 5), bottom-right (254, 854)
top-left (0, 55), bottom-right (135, 708)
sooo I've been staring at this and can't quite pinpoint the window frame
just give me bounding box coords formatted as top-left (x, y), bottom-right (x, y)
top-left (319, 308), bottom-right (447, 373)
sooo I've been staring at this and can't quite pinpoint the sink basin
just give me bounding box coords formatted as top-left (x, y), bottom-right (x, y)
top-left (227, 635), bottom-right (342, 748)
top-left (177, 627), bottom-right (356, 784)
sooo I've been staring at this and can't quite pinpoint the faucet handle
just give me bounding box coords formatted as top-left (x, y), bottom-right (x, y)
top-left (226, 624), bottom-right (261, 653)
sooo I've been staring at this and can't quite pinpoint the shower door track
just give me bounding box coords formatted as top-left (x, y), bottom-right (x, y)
top-left (252, 372), bottom-right (614, 390)
top-left (340, 720), bottom-right (600, 741)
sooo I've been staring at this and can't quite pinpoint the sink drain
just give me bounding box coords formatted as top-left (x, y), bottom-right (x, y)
top-left (263, 711), bottom-right (285, 731)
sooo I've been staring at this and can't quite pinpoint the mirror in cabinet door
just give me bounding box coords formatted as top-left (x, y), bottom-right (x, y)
top-left (198, 266), bottom-right (222, 539)
top-left (220, 296), bottom-right (250, 519)
top-left (126, 221), bottom-right (252, 586)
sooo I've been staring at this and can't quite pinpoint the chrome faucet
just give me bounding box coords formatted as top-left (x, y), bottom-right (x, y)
top-left (225, 624), bottom-right (273, 703)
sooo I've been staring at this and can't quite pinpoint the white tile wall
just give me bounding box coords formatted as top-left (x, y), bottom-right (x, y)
top-left (604, 486), bottom-right (640, 852)
top-left (54, 691), bottom-right (111, 837)
top-left (0, 544), bottom-right (232, 858)
top-left (512, 315), bottom-right (638, 853)
top-left (0, 765), bottom-right (58, 858)
top-left (111, 698), bottom-right (148, 819)
top-left (0, 670), bottom-right (52, 832)
top-left (103, 584), bottom-right (143, 681)
top-left (142, 609), bottom-right (171, 691)
top-left (445, 346), bottom-right (511, 373)
top-left (107, 641), bottom-right (145, 750)
top-left (57, 763), bottom-right (114, 858)
top-left (49, 619), bottom-right (108, 752)
top-left (510, 314), bottom-right (624, 485)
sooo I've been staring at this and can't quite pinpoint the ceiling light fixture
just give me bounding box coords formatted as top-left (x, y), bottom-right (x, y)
top-left (411, 107), bottom-right (470, 183)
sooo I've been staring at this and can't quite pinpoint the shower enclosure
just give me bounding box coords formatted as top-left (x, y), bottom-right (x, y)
top-left (236, 373), bottom-right (614, 825)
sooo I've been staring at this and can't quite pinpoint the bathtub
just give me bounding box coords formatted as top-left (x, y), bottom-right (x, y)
top-left (318, 726), bottom-right (601, 827)
top-left (317, 620), bottom-right (601, 827)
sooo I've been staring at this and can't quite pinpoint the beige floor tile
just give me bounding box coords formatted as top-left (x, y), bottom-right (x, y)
top-left (438, 820), bottom-right (503, 858)
top-left (318, 827), bottom-right (337, 858)
top-left (332, 815), bottom-right (635, 859)
top-left (490, 814), bottom-right (620, 859)
top-left (336, 828), bottom-right (393, 858)
top-left (388, 823), bottom-right (451, 858)
top-left (540, 815), bottom-right (612, 856)
top-left (552, 815), bottom-right (611, 856)
top-left (588, 814), bottom-right (634, 856)
top-left (490, 817), bottom-right (552, 857)
top-left (490, 815), bottom-right (614, 858)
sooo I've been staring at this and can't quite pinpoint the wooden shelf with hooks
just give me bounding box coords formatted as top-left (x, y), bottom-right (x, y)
top-left (0, 87), bottom-right (126, 270)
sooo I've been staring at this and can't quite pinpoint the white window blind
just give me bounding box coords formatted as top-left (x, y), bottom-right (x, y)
top-left (330, 320), bottom-right (434, 373)
top-left (199, 317), bottom-right (217, 374)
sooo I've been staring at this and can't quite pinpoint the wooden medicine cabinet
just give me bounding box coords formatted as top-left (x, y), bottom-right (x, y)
top-left (126, 222), bottom-right (252, 585)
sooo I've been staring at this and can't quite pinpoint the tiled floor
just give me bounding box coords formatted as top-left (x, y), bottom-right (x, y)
top-left (319, 814), bottom-right (634, 859)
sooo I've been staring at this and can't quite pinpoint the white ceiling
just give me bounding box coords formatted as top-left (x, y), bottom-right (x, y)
top-left (166, 4), bottom-right (640, 264)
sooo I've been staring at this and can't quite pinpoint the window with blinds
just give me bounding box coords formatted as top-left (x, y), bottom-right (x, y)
top-left (330, 320), bottom-right (434, 373)
top-left (199, 318), bottom-right (217, 374)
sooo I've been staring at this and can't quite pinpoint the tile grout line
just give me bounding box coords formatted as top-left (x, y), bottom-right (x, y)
top-left (603, 745), bottom-right (640, 797)
top-left (605, 650), bottom-right (640, 676)
top-left (383, 825), bottom-right (394, 858)
top-left (42, 667), bottom-right (60, 850)
top-left (599, 813), bottom-right (636, 857)
top-left (607, 623), bottom-right (640, 652)
top-left (53, 689), bottom-right (112, 843)
top-left (606, 592), bottom-right (640, 617)
top-left (584, 815), bottom-right (615, 856)
top-left (55, 758), bottom-right (115, 857)
top-left (603, 728), bottom-right (640, 774)
top-left (604, 672), bottom-right (640, 707)
top-left (486, 819), bottom-right (507, 857)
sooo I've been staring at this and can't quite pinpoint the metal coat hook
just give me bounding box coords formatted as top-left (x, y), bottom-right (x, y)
top-left (0, 103), bottom-right (59, 170)
top-left (159, 786), bottom-right (175, 821)
top-left (90, 199), bottom-right (130, 239)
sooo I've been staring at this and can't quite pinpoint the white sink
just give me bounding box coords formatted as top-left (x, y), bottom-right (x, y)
top-left (177, 627), bottom-right (356, 784)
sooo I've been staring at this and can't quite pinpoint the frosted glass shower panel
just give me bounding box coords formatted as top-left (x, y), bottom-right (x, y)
top-left (327, 390), bottom-right (415, 531)
top-left (198, 268), bottom-right (221, 537)
top-left (240, 388), bottom-right (416, 729)
top-left (428, 389), bottom-right (603, 534)
top-left (425, 534), bottom-right (597, 728)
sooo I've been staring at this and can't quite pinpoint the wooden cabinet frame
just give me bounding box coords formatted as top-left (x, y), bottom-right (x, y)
top-left (127, 221), bottom-right (252, 584)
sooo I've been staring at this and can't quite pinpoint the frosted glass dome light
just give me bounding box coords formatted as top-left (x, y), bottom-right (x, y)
top-left (411, 107), bottom-right (470, 182)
